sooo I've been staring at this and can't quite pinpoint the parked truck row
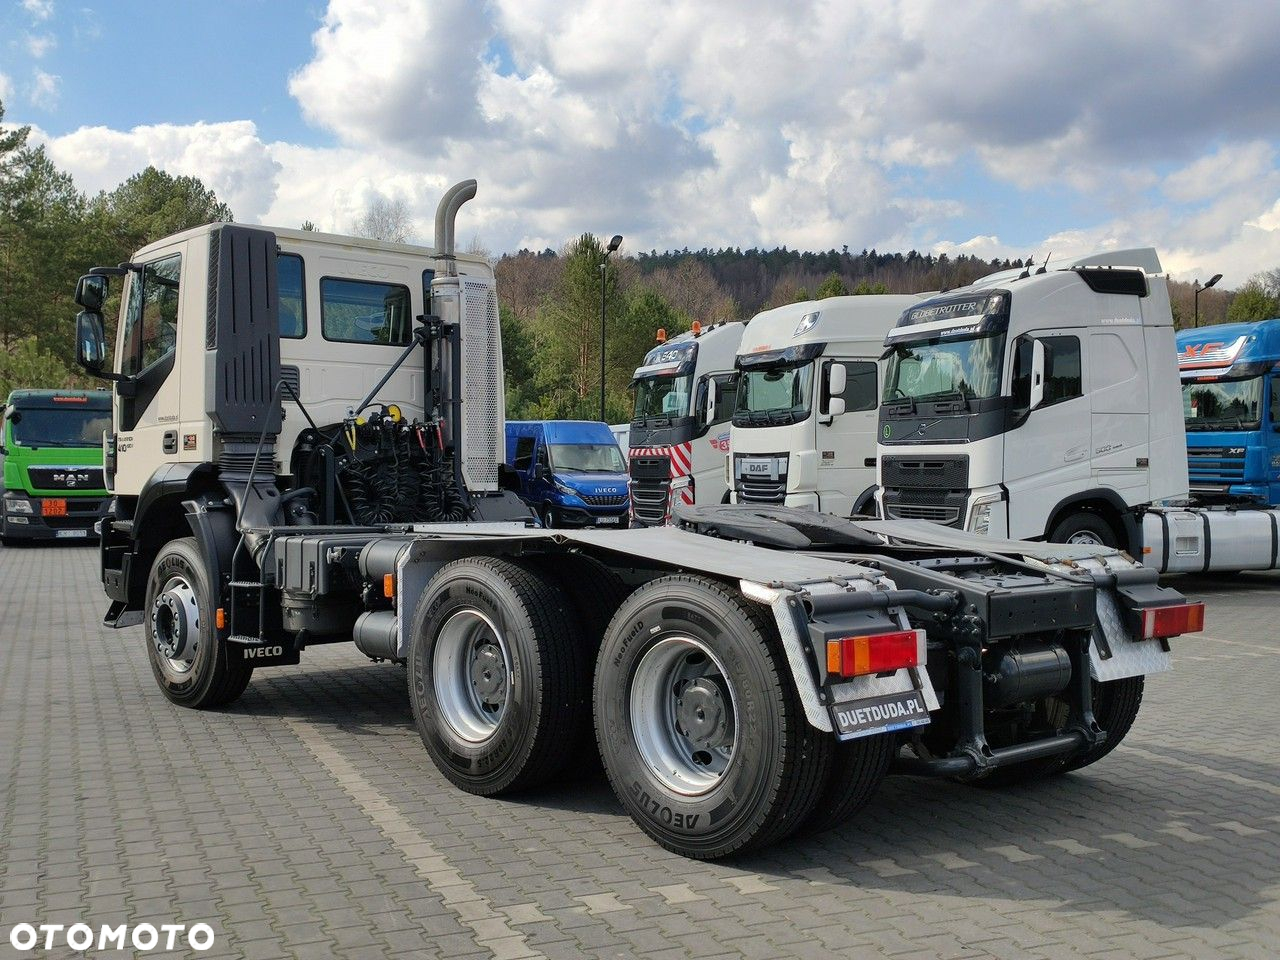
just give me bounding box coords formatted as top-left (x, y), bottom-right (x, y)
top-left (70, 181), bottom-right (1205, 859)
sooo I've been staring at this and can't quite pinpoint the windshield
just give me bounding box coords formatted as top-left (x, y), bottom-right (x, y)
top-left (733, 361), bottom-right (815, 427)
top-left (1183, 376), bottom-right (1263, 431)
top-left (549, 443), bottom-right (626, 474)
top-left (633, 373), bottom-right (693, 422)
top-left (883, 333), bottom-right (1004, 404)
top-left (10, 407), bottom-right (111, 448)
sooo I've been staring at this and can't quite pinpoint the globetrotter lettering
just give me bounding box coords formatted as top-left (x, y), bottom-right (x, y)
top-left (836, 697), bottom-right (925, 730)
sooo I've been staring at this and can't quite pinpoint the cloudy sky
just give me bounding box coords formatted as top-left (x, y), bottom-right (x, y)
top-left (3, 0), bottom-right (1280, 285)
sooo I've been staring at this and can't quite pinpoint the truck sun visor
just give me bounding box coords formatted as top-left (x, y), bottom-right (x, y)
top-left (884, 290), bottom-right (1010, 344)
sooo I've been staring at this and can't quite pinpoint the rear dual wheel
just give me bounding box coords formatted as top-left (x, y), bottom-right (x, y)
top-left (594, 575), bottom-right (835, 859)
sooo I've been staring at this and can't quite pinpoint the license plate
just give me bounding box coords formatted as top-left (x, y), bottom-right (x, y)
top-left (596, 516), bottom-right (621, 525)
top-left (55, 529), bottom-right (88, 539)
top-left (42, 499), bottom-right (67, 517)
top-left (741, 459), bottom-right (777, 479)
top-left (831, 690), bottom-right (929, 739)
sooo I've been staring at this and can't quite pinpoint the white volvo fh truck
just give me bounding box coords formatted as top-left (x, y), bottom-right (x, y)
top-left (730, 296), bottom-right (922, 516)
top-left (628, 321), bottom-right (744, 525)
top-left (70, 187), bottom-right (1205, 862)
top-left (875, 249), bottom-right (1280, 574)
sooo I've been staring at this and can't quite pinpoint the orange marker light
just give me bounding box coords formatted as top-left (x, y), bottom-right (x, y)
top-left (216, 608), bottom-right (226, 630)
top-left (691, 320), bottom-right (702, 335)
top-left (656, 328), bottom-right (667, 343)
top-left (383, 573), bottom-right (395, 599)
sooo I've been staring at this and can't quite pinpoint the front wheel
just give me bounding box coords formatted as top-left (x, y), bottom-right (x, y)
top-left (1048, 512), bottom-right (1118, 548)
top-left (594, 575), bottom-right (831, 859)
top-left (145, 537), bottom-right (252, 708)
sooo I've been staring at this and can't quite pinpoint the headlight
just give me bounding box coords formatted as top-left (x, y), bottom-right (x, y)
top-left (554, 482), bottom-right (577, 498)
top-left (5, 498), bottom-right (33, 514)
top-left (967, 493), bottom-right (1003, 535)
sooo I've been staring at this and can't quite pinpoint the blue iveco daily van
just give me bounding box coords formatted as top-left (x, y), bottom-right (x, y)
top-left (505, 420), bottom-right (631, 527)
top-left (1177, 318), bottom-right (1280, 505)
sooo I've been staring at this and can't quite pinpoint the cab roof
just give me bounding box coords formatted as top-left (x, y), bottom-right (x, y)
top-left (738, 294), bottom-right (924, 356)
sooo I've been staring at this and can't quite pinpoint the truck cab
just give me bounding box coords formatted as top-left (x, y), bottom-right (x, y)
top-left (505, 420), bottom-right (630, 527)
top-left (1177, 318), bottom-right (1280, 505)
top-left (1, 389), bottom-right (112, 544)
top-left (730, 296), bottom-right (921, 516)
top-left (876, 249), bottom-right (1186, 549)
top-left (628, 321), bottom-right (743, 525)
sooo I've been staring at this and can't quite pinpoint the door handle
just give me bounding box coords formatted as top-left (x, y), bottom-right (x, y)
top-left (163, 430), bottom-right (178, 455)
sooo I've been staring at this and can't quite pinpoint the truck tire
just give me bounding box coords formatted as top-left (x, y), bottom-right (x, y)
top-left (145, 537), bottom-right (253, 708)
top-left (408, 556), bottom-right (588, 795)
top-left (594, 575), bottom-right (831, 859)
top-left (1060, 675), bottom-right (1144, 773)
top-left (1048, 512), bottom-right (1117, 548)
top-left (799, 733), bottom-right (895, 836)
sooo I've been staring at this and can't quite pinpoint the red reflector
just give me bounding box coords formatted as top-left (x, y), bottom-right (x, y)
top-left (827, 630), bottom-right (920, 678)
top-left (1141, 602), bottom-right (1205, 639)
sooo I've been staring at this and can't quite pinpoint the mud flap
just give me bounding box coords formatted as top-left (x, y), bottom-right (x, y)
top-left (740, 578), bottom-right (939, 739)
top-left (1089, 587), bottom-right (1172, 681)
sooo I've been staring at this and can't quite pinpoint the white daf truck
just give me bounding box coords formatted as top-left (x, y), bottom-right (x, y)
top-left (628, 321), bottom-right (743, 525)
top-left (730, 295), bottom-right (923, 516)
top-left (71, 187), bottom-right (1204, 860)
top-left (875, 249), bottom-right (1280, 574)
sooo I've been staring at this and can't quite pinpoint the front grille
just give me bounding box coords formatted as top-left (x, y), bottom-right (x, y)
top-left (1187, 446), bottom-right (1245, 483)
top-left (630, 456), bottom-right (671, 480)
top-left (631, 482), bottom-right (670, 525)
top-left (881, 455), bottom-right (968, 489)
top-left (885, 503), bottom-right (961, 524)
top-left (581, 494), bottom-right (628, 507)
top-left (737, 476), bottom-right (786, 504)
top-left (27, 466), bottom-right (104, 490)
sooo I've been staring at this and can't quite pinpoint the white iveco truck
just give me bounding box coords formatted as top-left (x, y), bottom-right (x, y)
top-left (875, 249), bottom-right (1280, 574)
top-left (71, 186), bottom-right (1204, 860)
top-left (730, 296), bottom-right (922, 516)
top-left (628, 321), bottom-right (743, 525)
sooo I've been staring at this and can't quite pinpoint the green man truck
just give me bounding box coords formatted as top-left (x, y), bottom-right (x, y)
top-left (1, 389), bottom-right (111, 545)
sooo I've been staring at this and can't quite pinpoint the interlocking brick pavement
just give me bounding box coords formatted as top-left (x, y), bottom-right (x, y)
top-left (1, 546), bottom-right (1278, 959)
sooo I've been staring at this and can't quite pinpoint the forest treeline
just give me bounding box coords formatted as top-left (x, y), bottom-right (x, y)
top-left (4, 95), bottom-right (1279, 420)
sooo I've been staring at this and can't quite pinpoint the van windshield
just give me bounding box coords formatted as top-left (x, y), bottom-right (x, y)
top-left (1183, 376), bottom-right (1263, 431)
top-left (550, 443), bottom-right (626, 473)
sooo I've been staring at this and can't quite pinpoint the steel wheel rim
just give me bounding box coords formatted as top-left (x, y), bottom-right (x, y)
top-left (1066, 530), bottom-right (1105, 546)
top-left (433, 608), bottom-right (511, 745)
top-left (630, 635), bottom-right (738, 796)
top-left (152, 574), bottom-right (201, 680)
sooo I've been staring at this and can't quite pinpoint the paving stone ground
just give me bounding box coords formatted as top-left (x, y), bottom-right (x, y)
top-left (1, 545), bottom-right (1277, 959)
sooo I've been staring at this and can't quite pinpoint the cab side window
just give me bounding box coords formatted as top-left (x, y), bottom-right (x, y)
top-left (120, 255), bottom-right (181, 378)
top-left (833, 360), bottom-right (877, 413)
top-left (1271, 378), bottom-right (1280, 429)
top-left (711, 374), bottom-right (738, 427)
top-left (1010, 335), bottom-right (1082, 418)
top-left (513, 436), bottom-right (535, 470)
top-left (279, 254), bottom-right (306, 338)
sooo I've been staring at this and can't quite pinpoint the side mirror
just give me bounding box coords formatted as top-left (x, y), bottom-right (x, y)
top-left (74, 274), bottom-right (109, 311)
top-left (534, 463), bottom-right (551, 482)
top-left (828, 397), bottom-right (846, 417)
top-left (1029, 339), bottom-right (1046, 411)
top-left (827, 362), bottom-right (847, 397)
top-left (76, 310), bottom-right (111, 376)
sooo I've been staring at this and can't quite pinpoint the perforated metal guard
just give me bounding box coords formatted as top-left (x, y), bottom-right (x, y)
top-left (460, 278), bottom-right (503, 491)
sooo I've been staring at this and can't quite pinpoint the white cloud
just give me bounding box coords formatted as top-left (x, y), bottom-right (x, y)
top-left (22, 0), bottom-right (53, 20)
top-left (20, 0), bottom-right (1280, 289)
top-left (29, 69), bottom-right (59, 109)
top-left (25, 33), bottom-right (55, 58)
top-left (0, 73), bottom-right (12, 107)
top-left (40, 121), bottom-right (282, 218)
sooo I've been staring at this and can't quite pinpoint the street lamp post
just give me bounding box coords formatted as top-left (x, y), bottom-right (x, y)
top-left (599, 234), bottom-right (623, 422)
top-left (1193, 273), bottom-right (1222, 328)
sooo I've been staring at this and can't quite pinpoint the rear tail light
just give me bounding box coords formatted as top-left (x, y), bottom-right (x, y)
top-left (1138, 602), bottom-right (1205, 640)
top-left (826, 629), bottom-right (922, 679)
